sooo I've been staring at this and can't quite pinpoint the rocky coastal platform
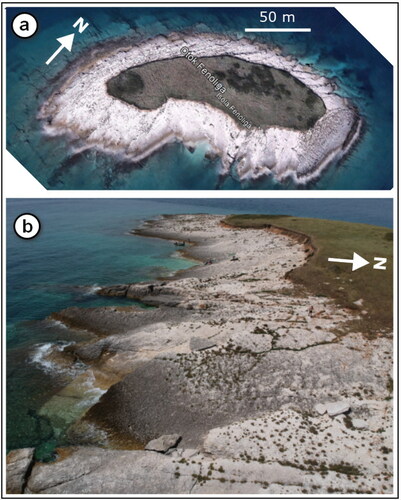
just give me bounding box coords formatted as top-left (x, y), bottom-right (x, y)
top-left (7, 215), bottom-right (392, 495)
top-left (39, 33), bottom-right (362, 185)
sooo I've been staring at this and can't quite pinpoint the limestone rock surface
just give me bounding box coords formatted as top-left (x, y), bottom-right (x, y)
top-left (6, 448), bottom-right (35, 494)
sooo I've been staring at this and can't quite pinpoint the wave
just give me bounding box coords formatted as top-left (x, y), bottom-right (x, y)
top-left (76, 370), bottom-right (107, 409)
top-left (30, 341), bottom-right (85, 376)
top-left (81, 284), bottom-right (102, 296)
top-left (45, 319), bottom-right (68, 329)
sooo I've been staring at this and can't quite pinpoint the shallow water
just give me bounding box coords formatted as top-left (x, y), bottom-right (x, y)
top-left (6, 198), bottom-right (392, 456)
top-left (6, 7), bottom-right (393, 189)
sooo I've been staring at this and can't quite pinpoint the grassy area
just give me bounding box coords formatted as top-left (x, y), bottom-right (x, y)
top-left (106, 56), bottom-right (325, 130)
top-left (224, 215), bottom-right (393, 337)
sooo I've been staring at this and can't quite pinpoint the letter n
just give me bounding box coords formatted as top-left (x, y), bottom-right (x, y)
top-left (73, 17), bottom-right (89, 33)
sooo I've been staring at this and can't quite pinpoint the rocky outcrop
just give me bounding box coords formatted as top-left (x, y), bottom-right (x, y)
top-left (98, 283), bottom-right (186, 307)
top-left (85, 334), bottom-right (390, 449)
top-left (6, 448), bottom-right (35, 494)
top-left (25, 447), bottom-right (198, 494)
top-left (17, 405), bottom-right (393, 496)
top-left (21, 214), bottom-right (392, 495)
top-left (20, 445), bottom-right (314, 494)
top-left (50, 304), bottom-right (185, 338)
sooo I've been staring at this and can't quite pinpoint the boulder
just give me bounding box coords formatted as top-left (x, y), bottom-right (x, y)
top-left (326, 401), bottom-right (350, 417)
top-left (314, 403), bottom-right (327, 415)
top-left (352, 418), bottom-right (368, 429)
top-left (6, 448), bottom-right (35, 494)
top-left (145, 434), bottom-right (181, 453)
top-left (189, 337), bottom-right (216, 351)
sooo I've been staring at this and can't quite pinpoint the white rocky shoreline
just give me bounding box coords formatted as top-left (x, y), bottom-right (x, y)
top-left (7, 215), bottom-right (392, 495)
top-left (39, 33), bottom-right (362, 185)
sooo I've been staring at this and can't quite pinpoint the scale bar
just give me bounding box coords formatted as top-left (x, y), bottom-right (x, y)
top-left (245, 28), bottom-right (311, 33)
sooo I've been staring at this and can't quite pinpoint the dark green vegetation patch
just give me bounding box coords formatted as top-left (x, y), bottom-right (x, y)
top-left (225, 215), bottom-right (393, 337)
top-left (107, 56), bottom-right (326, 130)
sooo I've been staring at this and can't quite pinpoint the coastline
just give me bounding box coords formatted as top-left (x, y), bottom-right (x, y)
top-left (39, 33), bottom-right (363, 186)
top-left (7, 214), bottom-right (393, 495)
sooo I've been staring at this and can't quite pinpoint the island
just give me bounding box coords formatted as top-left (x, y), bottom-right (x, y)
top-left (39, 33), bottom-right (362, 185)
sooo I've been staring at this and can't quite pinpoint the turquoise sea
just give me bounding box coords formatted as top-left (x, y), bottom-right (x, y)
top-left (6, 198), bottom-right (393, 458)
top-left (6, 7), bottom-right (393, 190)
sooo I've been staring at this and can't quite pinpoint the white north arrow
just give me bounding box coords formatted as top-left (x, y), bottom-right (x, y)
top-left (45, 33), bottom-right (75, 65)
top-left (328, 252), bottom-right (369, 271)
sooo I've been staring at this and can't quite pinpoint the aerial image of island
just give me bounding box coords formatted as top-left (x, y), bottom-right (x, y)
top-left (6, 199), bottom-right (393, 495)
top-left (6, 7), bottom-right (393, 189)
